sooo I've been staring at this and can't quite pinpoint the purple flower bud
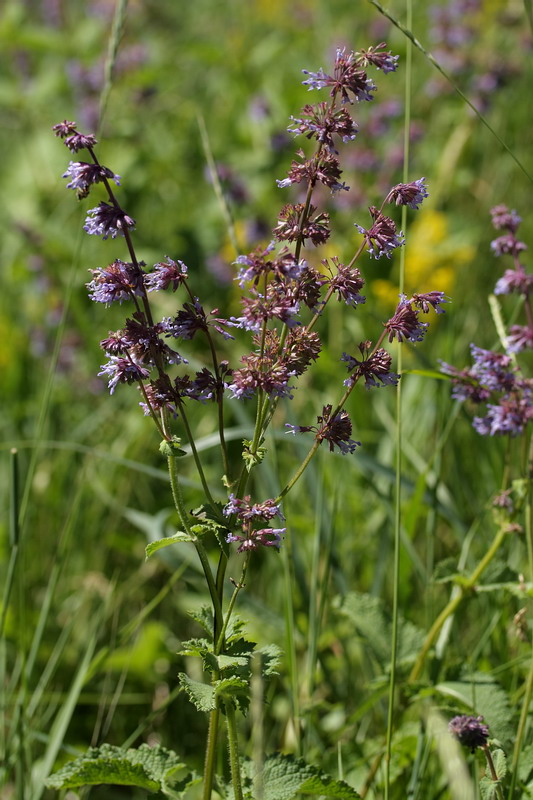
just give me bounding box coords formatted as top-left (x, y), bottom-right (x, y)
top-left (448, 715), bottom-right (489, 752)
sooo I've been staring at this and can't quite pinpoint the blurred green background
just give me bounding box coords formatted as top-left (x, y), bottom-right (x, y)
top-left (2, 0), bottom-right (533, 796)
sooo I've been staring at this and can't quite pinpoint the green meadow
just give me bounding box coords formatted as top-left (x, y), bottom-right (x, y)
top-left (2, 1), bottom-right (533, 797)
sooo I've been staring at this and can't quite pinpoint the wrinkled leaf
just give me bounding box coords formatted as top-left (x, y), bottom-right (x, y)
top-left (258, 753), bottom-right (360, 800)
top-left (178, 673), bottom-right (216, 712)
top-left (46, 743), bottom-right (185, 793)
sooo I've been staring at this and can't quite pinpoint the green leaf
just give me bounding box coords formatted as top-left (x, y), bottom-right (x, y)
top-left (257, 753), bottom-right (360, 800)
top-left (188, 606), bottom-right (214, 638)
top-left (145, 531), bottom-right (197, 559)
top-left (337, 592), bottom-right (425, 670)
top-left (256, 644), bottom-right (282, 677)
top-left (178, 673), bottom-right (216, 712)
top-left (46, 743), bottom-right (185, 793)
top-left (215, 676), bottom-right (249, 705)
top-left (435, 674), bottom-right (514, 750)
top-left (519, 743), bottom-right (533, 783)
top-left (242, 438), bottom-right (267, 469)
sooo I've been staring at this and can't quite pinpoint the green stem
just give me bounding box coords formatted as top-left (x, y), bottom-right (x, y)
top-left (484, 747), bottom-right (505, 800)
top-left (276, 439), bottom-right (321, 502)
top-left (408, 523), bottom-right (508, 683)
top-left (167, 455), bottom-right (223, 631)
top-left (225, 699), bottom-right (244, 800)
top-left (202, 706), bottom-right (221, 800)
top-left (215, 554), bottom-right (251, 654)
top-left (176, 401), bottom-right (217, 507)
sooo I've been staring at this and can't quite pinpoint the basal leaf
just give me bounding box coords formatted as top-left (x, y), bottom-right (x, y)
top-left (46, 743), bottom-right (184, 793)
top-left (145, 531), bottom-right (196, 559)
top-left (258, 753), bottom-right (360, 800)
top-left (178, 673), bottom-right (216, 712)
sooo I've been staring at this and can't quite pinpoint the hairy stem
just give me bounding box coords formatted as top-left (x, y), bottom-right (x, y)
top-left (225, 699), bottom-right (244, 800)
top-left (202, 706), bottom-right (220, 800)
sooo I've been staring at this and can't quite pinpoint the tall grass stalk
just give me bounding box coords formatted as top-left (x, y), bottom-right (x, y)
top-left (384, 1), bottom-right (412, 796)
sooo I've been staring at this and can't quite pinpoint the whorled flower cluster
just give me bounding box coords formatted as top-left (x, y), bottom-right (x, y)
top-left (440, 205), bottom-right (533, 436)
top-left (53, 44), bottom-right (445, 552)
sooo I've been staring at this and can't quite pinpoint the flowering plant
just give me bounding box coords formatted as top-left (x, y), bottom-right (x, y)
top-left (46, 44), bottom-right (444, 799)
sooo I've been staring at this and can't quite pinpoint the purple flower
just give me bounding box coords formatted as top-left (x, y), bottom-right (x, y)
top-left (231, 285), bottom-right (301, 332)
top-left (507, 325), bottom-right (533, 353)
top-left (448, 715), bottom-right (489, 752)
top-left (286, 404), bottom-right (361, 455)
top-left (235, 244), bottom-right (306, 287)
top-left (472, 391), bottom-right (533, 436)
top-left (439, 361), bottom-right (491, 403)
top-left (163, 300), bottom-right (234, 341)
top-left (145, 257), bottom-right (189, 292)
top-left (324, 258), bottom-right (366, 307)
top-left (490, 234), bottom-right (527, 258)
top-left (52, 120), bottom-right (97, 153)
top-left (277, 151), bottom-right (349, 194)
top-left (98, 356), bottom-right (150, 394)
top-left (273, 204), bottom-right (330, 247)
top-left (490, 204), bottom-right (521, 233)
top-left (355, 207), bottom-right (405, 259)
top-left (385, 178), bottom-right (428, 209)
top-left (494, 267), bottom-right (533, 296)
top-left (62, 161), bottom-right (120, 199)
top-left (283, 328), bottom-right (322, 375)
top-left (228, 361), bottom-right (295, 400)
top-left (384, 299), bottom-right (428, 343)
top-left (342, 344), bottom-right (400, 389)
top-left (83, 202), bottom-right (136, 240)
top-left (226, 527), bottom-right (285, 553)
top-left (224, 494), bottom-right (285, 553)
top-left (302, 47), bottom-right (378, 104)
top-left (86, 260), bottom-right (143, 304)
top-left (288, 103), bottom-right (358, 151)
top-left (188, 362), bottom-right (231, 402)
top-left (355, 43), bottom-right (399, 73)
top-left (294, 265), bottom-right (327, 311)
top-left (470, 345), bottom-right (515, 392)
top-left (139, 377), bottom-right (178, 417)
top-left (223, 494), bottom-right (284, 522)
top-left (411, 291), bottom-right (449, 314)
